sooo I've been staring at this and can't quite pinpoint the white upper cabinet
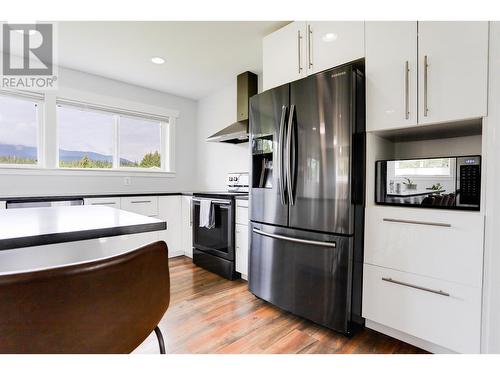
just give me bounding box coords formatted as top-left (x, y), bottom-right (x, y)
top-left (418, 22), bottom-right (488, 125)
top-left (366, 22), bottom-right (418, 131)
top-left (307, 21), bottom-right (364, 75)
top-left (366, 21), bottom-right (489, 131)
top-left (263, 21), bottom-right (364, 91)
top-left (263, 22), bottom-right (307, 91)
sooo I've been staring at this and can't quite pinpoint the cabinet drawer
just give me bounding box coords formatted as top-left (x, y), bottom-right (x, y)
top-left (364, 206), bottom-right (484, 287)
top-left (120, 196), bottom-right (158, 217)
top-left (83, 197), bottom-right (121, 209)
top-left (236, 201), bottom-right (249, 225)
top-left (363, 263), bottom-right (481, 353)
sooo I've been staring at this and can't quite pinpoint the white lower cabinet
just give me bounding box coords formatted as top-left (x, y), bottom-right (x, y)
top-left (235, 199), bottom-right (249, 279)
top-left (363, 263), bottom-right (482, 353)
top-left (181, 196), bottom-right (193, 258)
top-left (0, 201), bottom-right (6, 209)
top-left (363, 206), bottom-right (485, 353)
top-left (158, 196), bottom-right (183, 257)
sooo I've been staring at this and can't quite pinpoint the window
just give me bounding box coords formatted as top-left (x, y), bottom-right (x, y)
top-left (57, 103), bottom-right (168, 171)
top-left (0, 94), bottom-right (40, 166)
top-left (58, 105), bottom-right (114, 168)
top-left (119, 116), bottom-right (162, 169)
top-left (395, 158), bottom-right (452, 177)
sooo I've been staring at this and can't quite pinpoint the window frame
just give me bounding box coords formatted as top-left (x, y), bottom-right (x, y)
top-left (55, 102), bottom-right (173, 173)
top-left (0, 91), bottom-right (45, 169)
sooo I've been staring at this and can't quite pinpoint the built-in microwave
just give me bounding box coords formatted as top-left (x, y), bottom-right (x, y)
top-left (375, 155), bottom-right (481, 210)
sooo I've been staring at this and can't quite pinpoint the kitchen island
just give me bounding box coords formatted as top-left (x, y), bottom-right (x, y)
top-left (0, 205), bottom-right (166, 275)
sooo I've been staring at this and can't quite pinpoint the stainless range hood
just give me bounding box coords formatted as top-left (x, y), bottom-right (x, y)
top-left (207, 71), bottom-right (258, 144)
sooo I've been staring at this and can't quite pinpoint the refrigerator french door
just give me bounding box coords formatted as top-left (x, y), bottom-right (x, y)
top-left (248, 63), bottom-right (365, 334)
top-left (249, 83), bottom-right (289, 227)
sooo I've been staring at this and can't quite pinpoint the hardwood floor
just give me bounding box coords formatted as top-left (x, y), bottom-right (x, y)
top-left (134, 256), bottom-right (427, 354)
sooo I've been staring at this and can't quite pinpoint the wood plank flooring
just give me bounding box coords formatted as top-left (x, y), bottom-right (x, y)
top-left (134, 256), bottom-right (427, 354)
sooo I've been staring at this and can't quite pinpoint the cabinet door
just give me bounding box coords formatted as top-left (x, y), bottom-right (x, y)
top-left (307, 21), bottom-right (364, 75)
top-left (181, 196), bottom-right (193, 258)
top-left (418, 21), bottom-right (488, 124)
top-left (158, 196), bottom-right (182, 257)
top-left (235, 223), bottom-right (249, 279)
top-left (366, 22), bottom-right (418, 131)
top-left (263, 22), bottom-right (307, 91)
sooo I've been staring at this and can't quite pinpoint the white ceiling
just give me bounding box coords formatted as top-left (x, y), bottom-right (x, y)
top-left (57, 21), bottom-right (288, 100)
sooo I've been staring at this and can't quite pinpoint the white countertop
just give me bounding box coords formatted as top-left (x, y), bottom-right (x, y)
top-left (0, 205), bottom-right (165, 250)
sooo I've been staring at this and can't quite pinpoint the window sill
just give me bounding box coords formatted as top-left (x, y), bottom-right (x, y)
top-left (0, 166), bottom-right (176, 178)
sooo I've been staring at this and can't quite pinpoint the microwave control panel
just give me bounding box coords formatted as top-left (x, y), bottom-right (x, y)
top-left (457, 156), bottom-right (481, 207)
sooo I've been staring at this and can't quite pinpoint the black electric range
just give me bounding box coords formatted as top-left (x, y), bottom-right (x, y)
top-left (191, 170), bottom-right (248, 279)
top-left (191, 191), bottom-right (248, 280)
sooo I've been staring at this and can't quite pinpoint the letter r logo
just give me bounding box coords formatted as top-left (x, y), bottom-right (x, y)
top-left (2, 23), bottom-right (53, 76)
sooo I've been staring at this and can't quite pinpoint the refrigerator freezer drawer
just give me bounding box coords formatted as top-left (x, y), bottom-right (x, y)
top-left (249, 222), bottom-right (354, 333)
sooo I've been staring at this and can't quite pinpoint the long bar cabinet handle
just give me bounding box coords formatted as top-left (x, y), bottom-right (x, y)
top-left (405, 60), bottom-right (410, 120)
top-left (383, 218), bottom-right (451, 228)
top-left (297, 30), bottom-right (303, 73)
top-left (382, 277), bottom-right (450, 297)
top-left (307, 24), bottom-right (313, 69)
top-left (424, 55), bottom-right (429, 117)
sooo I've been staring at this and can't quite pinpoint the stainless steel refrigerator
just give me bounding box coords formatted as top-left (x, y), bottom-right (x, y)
top-left (248, 63), bottom-right (365, 335)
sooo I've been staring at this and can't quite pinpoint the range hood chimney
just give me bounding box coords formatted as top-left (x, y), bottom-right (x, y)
top-left (207, 71), bottom-right (258, 143)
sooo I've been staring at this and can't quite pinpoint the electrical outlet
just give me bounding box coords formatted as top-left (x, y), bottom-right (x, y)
top-left (123, 177), bottom-right (131, 186)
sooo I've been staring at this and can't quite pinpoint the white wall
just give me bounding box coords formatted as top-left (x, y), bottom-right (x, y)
top-left (482, 21), bottom-right (500, 353)
top-left (195, 78), bottom-right (250, 190)
top-left (0, 67), bottom-right (198, 198)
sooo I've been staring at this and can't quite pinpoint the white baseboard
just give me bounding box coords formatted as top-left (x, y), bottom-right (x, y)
top-left (365, 320), bottom-right (457, 354)
top-left (168, 249), bottom-right (184, 258)
top-left (241, 274), bottom-right (247, 281)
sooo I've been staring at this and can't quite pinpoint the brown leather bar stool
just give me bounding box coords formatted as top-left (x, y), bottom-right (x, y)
top-left (0, 241), bottom-right (170, 354)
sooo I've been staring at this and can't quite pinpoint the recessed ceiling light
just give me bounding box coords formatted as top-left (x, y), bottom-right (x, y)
top-left (151, 57), bottom-right (165, 65)
top-left (322, 33), bottom-right (338, 42)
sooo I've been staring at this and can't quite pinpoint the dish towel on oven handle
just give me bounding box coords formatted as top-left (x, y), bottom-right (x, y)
top-left (199, 199), bottom-right (215, 229)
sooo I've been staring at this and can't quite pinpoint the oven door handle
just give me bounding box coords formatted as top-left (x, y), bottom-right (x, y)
top-left (192, 198), bottom-right (232, 205)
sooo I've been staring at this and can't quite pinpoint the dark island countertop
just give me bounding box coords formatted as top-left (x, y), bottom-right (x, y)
top-left (0, 205), bottom-right (166, 251)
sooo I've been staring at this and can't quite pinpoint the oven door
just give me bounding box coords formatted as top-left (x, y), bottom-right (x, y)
top-left (192, 198), bottom-right (234, 261)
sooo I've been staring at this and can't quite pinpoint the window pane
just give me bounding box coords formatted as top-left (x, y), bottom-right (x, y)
top-left (58, 106), bottom-right (114, 168)
top-left (0, 95), bottom-right (38, 165)
top-left (395, 158), bottom-right (452, 176)
top-left (119, 116), bottom-right (161, 169)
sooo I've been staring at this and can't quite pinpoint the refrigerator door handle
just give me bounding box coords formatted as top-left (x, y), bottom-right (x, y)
top-left (286, 104), bottom-right (296, 206)
top-left (278, 105), bottom-right (288, 206)
top-left (253, 228), bottom-right (336, 248)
